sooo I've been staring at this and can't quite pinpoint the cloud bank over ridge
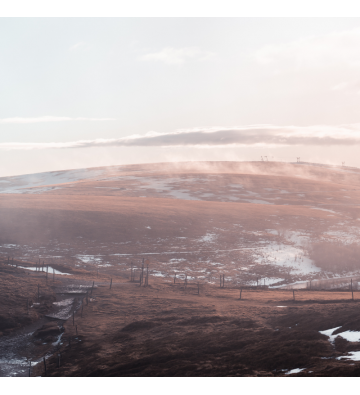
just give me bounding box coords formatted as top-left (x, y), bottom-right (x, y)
top-left (3, 124), bottom-right (360, 151)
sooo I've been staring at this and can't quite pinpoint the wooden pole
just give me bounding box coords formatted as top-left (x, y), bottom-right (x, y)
top-left (141, 259), bottom-right (144, 286)
top-left (240, 287), bottom-right (242, 300)
top-left (220, 274), bottom-right (222, 288)
top-left (146, 265), bottom-right (149, 286)
top-left (53, 268), bottom-right (55, 282)
top-left (58, 353), bottom-right (61, 368)
top-left (27, 298), bottom-right (29, 315)
top-left (76, 325), bottom-right (78, 336)
top-left (174, 273), bottom-right (176, 284)
top-left (197, 282), bottom-right (200, 295)
top-left (81, 302), bottom-right (84, 317)
top-left (110, 278), bottom-right (112, 289)
top-left (293, 290), bottom-right (295, 301)
top-left (29, 361), bottom-right (31, 377)
top-left (223, 274), bottom-right (225, 288)
top-left (43, 357), bottom-right (46, 375)
top-left (73, 311), bottom-right (75, 326)
top-left (257, 278), bottom-right (259, 287)
top-left (38, 284), bottom-right (39, 301)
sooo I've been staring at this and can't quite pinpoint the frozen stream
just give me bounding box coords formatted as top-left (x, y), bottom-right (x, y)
top-left (0, 282), bottom-right (91, 377)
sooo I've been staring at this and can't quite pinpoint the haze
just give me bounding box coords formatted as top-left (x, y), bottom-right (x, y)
top-left (3, 18), bottom-right (360, 176)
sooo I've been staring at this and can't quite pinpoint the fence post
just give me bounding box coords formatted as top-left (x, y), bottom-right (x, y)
top-left (43, 357), bottom-right (46, 375)
top-left (73, 311), bottom-right (75, 326)
top-left (197, 282), bottom-right (200, 295)
top-left (293, 290), bottom-right (295, 301)
top-left (110, 278), bottom-right (112, 289)
top-left (53, 268), bottom-right (55, 282)
top-left (141, 259), bottom-right (144, 286)
top-left (76, 325), bottom-right (78, 336)
top-left (174, 273), bottom-right (176, 284)
top-left (146, 265), bottom-right (149, 286)
top-left (130, 262), bottom-right (133, 282)
top-left (240, 287), bottom-right (242, 300)
top-left (220, 274), bottom-right (221, 288)
top-left (29, 361), bottom-right (31, 377)
top-left (223, 274), bottom-right (225, 288)
top-left (38, 284), bottom-right (40, 301)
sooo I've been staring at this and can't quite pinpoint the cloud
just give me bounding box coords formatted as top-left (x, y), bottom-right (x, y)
top-left (3, 124), bottom-right (360, 151)
top-left (69, 42), bottom-right (88, 51)
top-left (331, 80), bottom-right (360, 95)
top-left (139, 47), bottom-right (215, 65)
top-left (0, 116), bottom-right (116, 124)
top-left (254, 28), bottom-right (360, 71)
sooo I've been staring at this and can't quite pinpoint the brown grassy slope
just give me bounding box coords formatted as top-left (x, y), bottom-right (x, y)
top-left (35, 278), bottom-right (360, 377)
top-left (0, 262), bottom-right (56, 334)
top-left (0, 194), bottom-right (333, 245)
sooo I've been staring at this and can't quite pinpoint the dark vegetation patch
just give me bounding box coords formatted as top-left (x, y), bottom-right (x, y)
top-left (310, 242), bottom-right (360, 273)
top-left (121, 320), bottom-right (161, 332)
top-left (178, 316), bottom-right (224, 326)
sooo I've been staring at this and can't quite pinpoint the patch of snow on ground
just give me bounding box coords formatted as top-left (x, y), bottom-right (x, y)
top-left (241, 199), bottom-right (272, 205)
top-left (337, 351), bottom-right (360, 361)
top-left (198, 233), bottom-right (217, 243)
top-left (285, 368), bottom-right (305, 375)
top-left (319, 326), bottom-right (342, 342)
top-left (16, 266), bottom-right (71, 275)
top-left (253, 242), bottom-right (321, 275)
top-left (320, 327), bottom-right (360, 343)
top-left (311, 208), bottom-right (337, 214)
top-left (75, 255), bottom-right (102, 264)
top-left (0, 168), bottom-right (107, 193)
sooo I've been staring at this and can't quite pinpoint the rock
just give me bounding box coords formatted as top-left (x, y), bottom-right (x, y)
top-left (33, 322), bottom-right (62, 339)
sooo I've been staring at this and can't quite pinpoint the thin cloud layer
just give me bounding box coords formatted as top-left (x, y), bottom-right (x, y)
top-left (139, 47), bottom-right (215, 65)
top-left (3, 124), bottom-right (360, 150)
top-left (0, 116), bottom-right (116, 124)
top-left (254, 28), bottom-right (360, 71)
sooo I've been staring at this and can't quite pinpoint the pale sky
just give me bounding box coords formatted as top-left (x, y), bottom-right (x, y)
top-left (3, 18), bottom-right (360, 176)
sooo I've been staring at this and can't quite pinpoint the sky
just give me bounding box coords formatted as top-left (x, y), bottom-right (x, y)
top-left (3, 18), bottom-right (360, 176)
